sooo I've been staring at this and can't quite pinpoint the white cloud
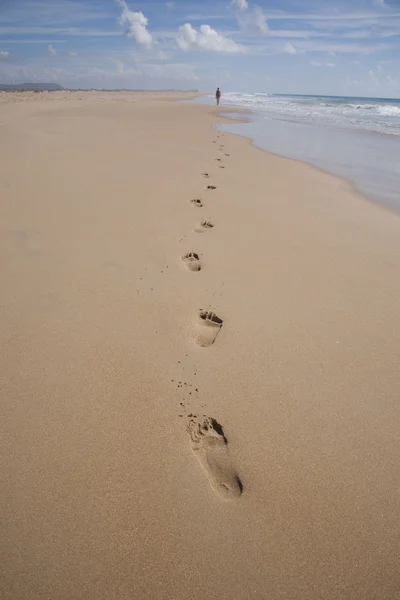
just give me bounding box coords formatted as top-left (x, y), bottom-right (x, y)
top-left (232, 0), bottom-right (268, 35)
top-left (111, 58), bottom-right (199, 82)
top-left (265, 38), bottom-right (390, 56)
top-left (269, 29), bottom-right (329, 38)
top-left (243, 6), bottom-right (268, 34)
top-left (346, 76), bottom-right (360, 87)
top-left (310, 60), bottom-right (335, 68)
top-left (47, 44), bottom-right (57, 55)
top-left (385, 75), bottom-right (400, 91)
top-left (283, 42), bottom-right (297, 54)
top-left (230, 0), bottom-right (248, 10)
top-left (115, 0), bottom-right (152, 48)
top-left (0, 53), bottom-right (200, 90)
top-left (177, 23), bottom-right (246, 53)
top-left (68, 51), bottom-right (78, 57)
top-left (0, 49), bottom-right (10, 57)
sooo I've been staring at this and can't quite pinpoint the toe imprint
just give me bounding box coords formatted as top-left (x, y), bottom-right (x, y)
top-left (182, 252), bottom-right (201, 271)
top-left (190, 198), bottom-right (203, 207)
top-left (194, 311), bottom-right (223, 347)
top-left (188, 417), bottom-right (242, 500)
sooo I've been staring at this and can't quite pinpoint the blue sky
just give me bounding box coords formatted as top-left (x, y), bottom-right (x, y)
top-left (0, 0), bottom-right (399, 96)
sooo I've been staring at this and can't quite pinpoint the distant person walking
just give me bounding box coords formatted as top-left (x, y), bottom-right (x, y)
top-left (215, 87), bottom-right (221, 106)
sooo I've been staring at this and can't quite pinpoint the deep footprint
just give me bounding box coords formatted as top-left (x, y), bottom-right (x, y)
top-left (195, 310), bottom-right (222, 346)
top-left (202, 173), bottom-right (210, 178)
top-left (190, 198), bottom-right (203, 207)
top-left (188, 417), bottom-right (242, 500)
top-left (206, 185), bottom-right (217, 191)
top-left (182, 252), bottom-right (201, 271)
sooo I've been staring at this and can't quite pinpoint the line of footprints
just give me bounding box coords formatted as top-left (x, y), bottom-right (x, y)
top-left (181, 131), bottom-right (243, 501)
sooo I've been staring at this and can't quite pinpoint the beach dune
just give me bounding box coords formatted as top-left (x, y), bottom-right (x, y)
top-left (1, 90), bottom-right (400, 600)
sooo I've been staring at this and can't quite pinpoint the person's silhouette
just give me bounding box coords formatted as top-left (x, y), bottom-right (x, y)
top-left (215, 87), bottom-right (221, 106)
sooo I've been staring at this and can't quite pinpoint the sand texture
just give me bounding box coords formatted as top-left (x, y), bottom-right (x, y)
top-left (1, 90), bottom-right (400, 600)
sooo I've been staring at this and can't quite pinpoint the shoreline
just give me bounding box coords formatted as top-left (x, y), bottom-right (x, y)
top-left (215, 107), bottom-right (399, 218)
top-left (2, 90), bottom-right (400, 600)
top-left (193, 94), bottom-right (400, 213)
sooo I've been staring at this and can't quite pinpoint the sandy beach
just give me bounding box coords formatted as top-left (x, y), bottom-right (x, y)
top-left (1, 90), bottom-right (400, 600)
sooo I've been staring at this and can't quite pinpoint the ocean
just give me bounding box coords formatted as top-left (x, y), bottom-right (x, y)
top-left (193, 93), bottom-right (400, 210)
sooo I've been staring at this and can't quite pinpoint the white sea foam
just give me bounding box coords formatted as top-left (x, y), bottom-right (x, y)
top-left (378, 105), bottom-right (400, 117)
top-left (216, 92), bottom-right (400, 136)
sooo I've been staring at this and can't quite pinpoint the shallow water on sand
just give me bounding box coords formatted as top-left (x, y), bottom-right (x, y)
top-left (193, 95), bottom-right (400, 212)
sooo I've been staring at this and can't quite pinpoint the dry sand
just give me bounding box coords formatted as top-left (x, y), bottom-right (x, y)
top-left (1, 90), bottom-right (400, 600)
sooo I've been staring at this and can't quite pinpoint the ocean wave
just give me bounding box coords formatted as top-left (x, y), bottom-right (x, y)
top-left (378, 105), bottom-right (400, 116)
top-left (219, 92), bottom-right (400, 136)
top-left (342, 104), bottom-right (375, 109)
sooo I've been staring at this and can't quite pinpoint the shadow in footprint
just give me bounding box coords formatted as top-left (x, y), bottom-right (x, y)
top-left (182, 252), bottom-right (201, 271)
top-left (201, 220), bottom-right (213, 229)
top-left (206, 185), bottom-right (217, 191)
top-left (188, 417), bottom-right (243, 500)
top-left (202, 173), bottom-right (210, 178)
top-left (195, 310), bottom-right (222, 346)
top-left (190, 198), bottom-right (203, 207)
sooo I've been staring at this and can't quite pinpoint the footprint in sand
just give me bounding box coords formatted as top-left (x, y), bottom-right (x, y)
top-left (182, 252), bottom-right (201, 271)
top-left (202, 173), bottom-right (210, 178)
top-left (195, 310), bottom-right (222, 346)
top-left (190, 198), bottom-right (203, 208)
top-left (206, 185), bottom-right (217, 191)
top-left (188, 417), bottom-right (242, 500)
top-left (195, 219), bottom-right (214, 234)
top-left (215, 158), bottom-right (221, 162)
top-left (225, 154), bottom-right (230, 157)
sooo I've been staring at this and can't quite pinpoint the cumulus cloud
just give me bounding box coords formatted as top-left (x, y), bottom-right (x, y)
top-left (283, 42), bottom-right (297, 55)
top-left (177, 23), bottom-right (246, 53)
top-left (0, 50), bottom-right (10, 57)
top-left (115, 0), bottom-right (152, 48)
top-left (47, 44), bottom-right (57, 55)
top-left (231, 0), bottom-right (268, 35)
top-left (68, 51), bottom-right (78, 57)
